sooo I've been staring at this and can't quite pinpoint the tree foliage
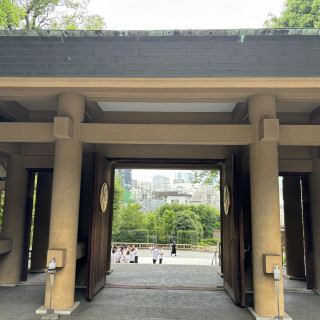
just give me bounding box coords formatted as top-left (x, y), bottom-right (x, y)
top-left (265, 0), bottom-right (320, 28)
top-left (0, 0), bottom-right (106, 30)
top-left (148, 203), bottom-right (219, 243)
top-left (117, 203), bottom-right (146, 231)
top-left (191, 170), bottom-right (220, 186)
top-left (0, 0), bottom-right (24, 29)
top-left (112, 173), bottom-right (125, 233)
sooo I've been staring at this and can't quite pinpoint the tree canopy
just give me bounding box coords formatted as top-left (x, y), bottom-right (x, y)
top-left (265, 0), bottom-right (320, 28)
top-left (0, 0), bottom-right (106, 30)
top-left (190, 170), bottom-right (220, 186)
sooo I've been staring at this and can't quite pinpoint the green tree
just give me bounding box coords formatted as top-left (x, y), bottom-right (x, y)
top-left (191, 170), bottom-right (220, 186)
top-left (145, 211), bottom-right (158, 235)
top-left (162, 209), bottom-right (174, 234)
top-left (172, 210), bottom-right (197, 232)
top-left (265, 0), bottom-right (320, 28)
top-left (0, 0), bottom-right (24, 29)
top-left (1, 0), bottom-right (106, 30)
top-left (191, 204), bottom-right (220, 238)
top-left (118, 203), bottom-right (146, 230)
top-left (112, 173), bottom-right (125, 233)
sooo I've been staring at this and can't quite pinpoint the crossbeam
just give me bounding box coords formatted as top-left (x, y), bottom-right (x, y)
top-left (0, 122), bottom-right (320, 148)
top-left (0, 123), bottom-right (54, 143)
top-left (80, 123), bottom-right (254, 145)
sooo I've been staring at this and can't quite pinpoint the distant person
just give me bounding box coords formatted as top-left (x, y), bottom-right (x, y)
top-left (171, 241), bottom-right (177, 256)
top-left (133, 245), bottom-right (139, 263)
top-left (111, 249), bottom-right (116, 263)
top-left (158, 246), bottom-right (164, 264)
top-left (152, 247), bottom-right (159, 264)
top-left (125, 250), bottom-right (130, 263)
top-left (120, 248), bottom-right (126, 263)
top-left (129, 248), bottom-right (135, 263)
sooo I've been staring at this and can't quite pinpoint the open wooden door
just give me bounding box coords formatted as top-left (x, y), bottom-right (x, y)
top-left (301, 176), bottom-right (315, 290)
top-left (20, 171), bottom-right (36, 281)
top-left (221, 155), bottom-right (246, 306)
top-left (86, 153), bottom-right (110, 300)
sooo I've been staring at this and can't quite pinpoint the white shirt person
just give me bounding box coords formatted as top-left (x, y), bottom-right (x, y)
top-left (152, 247), bottom-right (159, 264)
top-left (158, 247), bottom-right (164, 264)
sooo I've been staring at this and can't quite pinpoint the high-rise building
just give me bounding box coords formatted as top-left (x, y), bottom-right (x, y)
top-left (117, 169), bottom-right (132, 186)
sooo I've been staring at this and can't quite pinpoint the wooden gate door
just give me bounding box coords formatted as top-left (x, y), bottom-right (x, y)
top-left (86, 153), bottom-right (110, 300)
top-left (221, 155), bottom-right (246, 306)
top-left (301, 176), bottom-right (315, 290)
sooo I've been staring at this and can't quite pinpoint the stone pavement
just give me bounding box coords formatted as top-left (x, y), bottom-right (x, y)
top-left (137, 249), bottom-right (218, 265)
top-left (1, 250), bottom-right (320, 319)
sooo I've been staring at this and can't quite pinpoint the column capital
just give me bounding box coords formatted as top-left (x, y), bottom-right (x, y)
top-left (57, 93), bottom-right (85, 123)
top-left (248, 94), bottom-right (277, 124)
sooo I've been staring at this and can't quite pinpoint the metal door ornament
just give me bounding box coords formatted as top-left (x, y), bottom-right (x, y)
top-left (99, 183), bottom-right (108, 213)
top-left (224, 185), bottom-right (231, 215)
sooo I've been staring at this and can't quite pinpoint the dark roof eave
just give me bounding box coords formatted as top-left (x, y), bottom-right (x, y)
top-left (0, 28), bottom-right (320, 38)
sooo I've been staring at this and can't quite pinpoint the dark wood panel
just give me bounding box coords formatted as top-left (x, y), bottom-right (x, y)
top-left (20, 171), bottom-right (35, 281)
top-left (105, 160), bottom-right (115, 274)
top-left (86, 153), bottom-right (110, 300)
top-left (301, 176), bottom-right (315, 290)
top-left (222, 155), bottom-right (244, 306)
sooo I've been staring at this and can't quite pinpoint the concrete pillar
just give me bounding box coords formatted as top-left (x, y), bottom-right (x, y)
top-left (0, 155), bottom-right (28, 284)
top-left (248, 95), bottom-right (284, 317)
top-left (282, 176), bottom-right (305, 278)
top-left (30, 173), bottom-right (53, 271)
top-left (310, 150), bottom-right (320, 294)
top-left (44, 93), bottom-right (84, 310)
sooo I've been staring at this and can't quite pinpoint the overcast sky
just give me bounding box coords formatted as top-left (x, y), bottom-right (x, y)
top-left (131, 169), bottom-right (190, 183)
top-left (88, 0), bottom-right (285, 30)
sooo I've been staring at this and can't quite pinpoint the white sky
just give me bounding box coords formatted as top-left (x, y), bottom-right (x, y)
top-left (131, 169), bottom-right (191, 183)
top-left (87, 0), bottom-right (285, 30)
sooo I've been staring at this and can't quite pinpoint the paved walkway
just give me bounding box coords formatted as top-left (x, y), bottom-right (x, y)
top-left (137, 249), bottom-right (218, 265)
top-left (1, 251), bottom-right (320, 319)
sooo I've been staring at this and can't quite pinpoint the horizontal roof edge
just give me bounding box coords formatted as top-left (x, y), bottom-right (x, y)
top-left (0, 28), bottom-right (320, 38)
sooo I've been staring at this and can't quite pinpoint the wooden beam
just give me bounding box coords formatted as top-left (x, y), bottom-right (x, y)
top-left (2, 78), bottom-right (320, 102)
top-left (0, 101), bottom-right (29, 120)
top-left (279, 159), bottom-right (313, 173)
top-left (232, 103), bottom-right (248, 123)
top-left (310, 105), bottom-right (320, 123)
top-left (0, 123), bottom-right (54, 143)
top-left (279, 125), bottom-right (320, 146)
top-left (0, 142), bottom-right (21, 155)
top-left (85, 102), bottom-right (103, 123)
top-left (24, 156), bottom-right (54, 169)
top-left (80, 123), bottom-right (253, 145)
top-left (97, 144), bottom-right (241, 160)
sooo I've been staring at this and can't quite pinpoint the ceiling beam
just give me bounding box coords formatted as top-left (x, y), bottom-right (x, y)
top-left (232, 103), bottom-right (248, 123)
top-left (310, 105), bottom-right (320, 123)
top-left (85, 102), bottom-right (103, 123)
top-left (0, 101), bottom-right (29, 121)
top-left (1, 78), bottom-right (320, 103)
top-left (0, 123), bottom-right (54, 143)
top-left (0, 142), bottom-right (21, 155)
top-left (80, 123), bottom-right (253, 145)
top-left (279, 125), bottom-right (320, 146)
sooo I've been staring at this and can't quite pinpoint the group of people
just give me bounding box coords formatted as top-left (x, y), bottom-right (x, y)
top-left (111, 245), bottom-right (139, 264)
top-left (151, 241), bottom-right (177, 264)
top-left (110, 242), bottom-right (177, 265)
top-left (151, 246), bottom-right (164, 264)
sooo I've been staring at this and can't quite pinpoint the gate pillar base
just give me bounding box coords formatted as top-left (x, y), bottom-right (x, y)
top-left (248, 307), bottom-right (292, 320)
top-left (36, 301), bottom-right (80, 316)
